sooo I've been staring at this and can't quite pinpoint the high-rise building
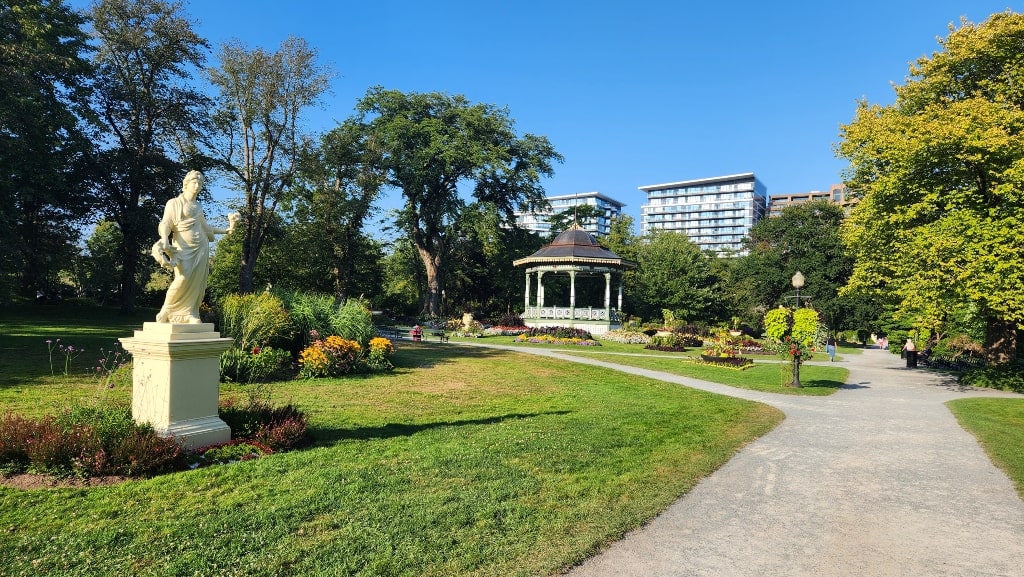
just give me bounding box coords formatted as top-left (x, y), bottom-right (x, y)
top-left (767, 184), bottom-right (853, 217)
top-left (513, 191), bottom-right (625, 237)
top-left (639, 173), bottom-right (768, 254)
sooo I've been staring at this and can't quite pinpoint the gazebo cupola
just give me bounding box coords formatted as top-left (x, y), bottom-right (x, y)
top-left (513, 225), bottom-right (637, 335)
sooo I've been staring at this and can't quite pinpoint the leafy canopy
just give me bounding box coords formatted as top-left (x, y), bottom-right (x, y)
top-left (837, 10), bottom-right (1024, 360)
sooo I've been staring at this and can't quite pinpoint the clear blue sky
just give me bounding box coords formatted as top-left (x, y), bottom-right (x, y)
top-left (73, 0), bottom-right (1021, 227)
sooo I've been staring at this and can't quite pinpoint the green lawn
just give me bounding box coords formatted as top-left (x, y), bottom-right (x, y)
top-left (461, 336), bottom-right (849, 396)
top-left (947, 398), bottom-right (1024, 500)
top-left (1, 306), bottom-right (783, 576)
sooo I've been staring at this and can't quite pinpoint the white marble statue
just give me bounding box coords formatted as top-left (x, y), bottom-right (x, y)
top-left (152, 170), bottom-right (238, 324)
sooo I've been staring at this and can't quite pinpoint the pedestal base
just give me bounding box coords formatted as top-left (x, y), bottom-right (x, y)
top-left (120, 323), bottom-right (234, 450)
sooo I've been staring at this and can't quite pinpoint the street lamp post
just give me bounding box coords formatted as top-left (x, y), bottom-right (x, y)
top-left (791, 271), bottom-right (805, 308)
top-left (789, 271), bottom-right (805, 387)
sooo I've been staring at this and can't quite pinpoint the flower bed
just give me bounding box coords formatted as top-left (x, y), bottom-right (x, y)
top-left (598, 330), bottom-right (650, 345)
top-left (698, 354), bottom-right (754, 368)
top-left (514, 334), bottom-right (601, 346)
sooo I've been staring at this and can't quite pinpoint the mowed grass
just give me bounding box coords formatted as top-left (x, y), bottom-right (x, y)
top-left (467, 336), bottom-right (849, 396)
top-left (1, 306), bottom-right (783, 576)
top-left (947, 398), bottom-right (1024, 500)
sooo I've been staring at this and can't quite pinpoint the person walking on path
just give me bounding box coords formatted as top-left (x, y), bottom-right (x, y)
top-left (826, 334), bottom-right (837, 361)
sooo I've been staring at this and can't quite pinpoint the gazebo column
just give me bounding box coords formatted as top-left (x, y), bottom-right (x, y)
top-left (604, 273), bottom-right (611, 317)
top-left (524, 271), bottom-right (531, 311)
top-left (617, 278), bottom-right (624, 310)
top-left (569, 271), bottom-right (577, 319)
top-left (537, 271), bottom-right (545, 308)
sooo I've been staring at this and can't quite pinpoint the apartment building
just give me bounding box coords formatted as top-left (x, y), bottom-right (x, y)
top-left (639, 173), bottom-right (768, 254)
top-left (513, 191), bottom-right (625, 237)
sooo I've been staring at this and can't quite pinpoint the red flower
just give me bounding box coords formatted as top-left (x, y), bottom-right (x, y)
top-left (252, 346), bottom-right (261, 355)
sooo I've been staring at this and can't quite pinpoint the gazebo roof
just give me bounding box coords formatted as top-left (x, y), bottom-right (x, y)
top-left (513, 225), bottom-right (637, 269)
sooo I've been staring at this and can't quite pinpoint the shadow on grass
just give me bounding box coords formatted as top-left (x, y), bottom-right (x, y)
top-left (387, 342), bottom-right (514, 371)
top-left (308, 410), bottom-right (572, 445)
top-left (798, 379), bottom-right (846, 391)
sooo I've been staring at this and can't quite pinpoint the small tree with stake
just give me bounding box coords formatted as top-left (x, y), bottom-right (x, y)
top-left (764, 307), bottom-right (820, 387)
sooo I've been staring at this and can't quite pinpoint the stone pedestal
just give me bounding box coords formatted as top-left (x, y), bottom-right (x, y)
top-left (120, 323), bottom-right (233, 450)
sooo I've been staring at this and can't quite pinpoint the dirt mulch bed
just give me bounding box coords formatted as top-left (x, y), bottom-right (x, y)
top-left (1, 473), bottom-right (129, 490)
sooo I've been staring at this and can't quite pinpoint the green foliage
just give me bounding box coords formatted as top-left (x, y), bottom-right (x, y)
top-left (792, 308), bottom-right (820, 346)
top-left (960, 364), bottom-right (1024, 393)
top-left (738, 201), bottom-right (853, 326)
top-left (763, 308), bottom-right (791, 341)
top-left (88, 0), bottom-right (213, 312)
top-left (209, 37), bottom-right (333, 293)
top-left (219, 292), bottom-right (292, 350)
top-left (838, 11), bottom-right (1024, 361)
top-left (219, 346), bottom-right (291, 384)
top-left (631, 230), bottom-right (721, 323)
top-left (278, 290), bottom-right (338, 345)
top-left (331, 298), bottom-right (376, 348)
top-left (346, 86), bottom-right (563, 316)
top-left (0, 0), bottom-right (93, 302)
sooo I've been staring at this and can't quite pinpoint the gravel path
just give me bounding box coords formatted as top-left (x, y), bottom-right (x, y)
top-left (462, 343), bottom-right (1024, 576)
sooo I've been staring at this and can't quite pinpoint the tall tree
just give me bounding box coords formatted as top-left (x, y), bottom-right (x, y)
top-left (0, 0), bottom-right (93, 299)
top-left (631, 230), bottom-right (721, 324)
top-left (294, 120), bottom-right (384, 299)
top-left (208, 36), bottom-right (332, 293)
top-left (87, 0), bottom-right (211, 313)
top-left (347, 87), bottom-right (562, 316)
top-left (837, 11), bottom-right (1024, 363)
top-left (736, 200), bottom-right (853, 330)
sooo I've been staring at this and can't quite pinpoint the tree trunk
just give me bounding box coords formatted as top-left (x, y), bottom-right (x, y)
top-left (415, 244), bottom-right (441, 317)
top-left (984, 317), bottom-right (1018, 364)
top-left (239, 254), bottom-right (256, 294)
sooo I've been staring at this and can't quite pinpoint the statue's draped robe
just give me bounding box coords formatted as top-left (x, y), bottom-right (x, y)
top-left (156, 195), bottom-right (216, 323)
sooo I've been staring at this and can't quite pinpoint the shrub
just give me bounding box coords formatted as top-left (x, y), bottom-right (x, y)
top-left (0, 413), bottom-right (33, 471)
top-left (960, 364), bottom-right (1024, 393)
top-left (219, 292), bottom-right (292, 350)
top-left (645, 333), bottom-right (691, 351)
top-left (492, 313), bottom-right (524, 327)
top-left (219, 397), bottom-right (309, 451)
top-left (0, 406), bottom-right (184, 478)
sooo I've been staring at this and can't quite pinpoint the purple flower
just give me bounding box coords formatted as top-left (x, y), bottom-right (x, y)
top-left (46, 339), bottom-right (52, 344)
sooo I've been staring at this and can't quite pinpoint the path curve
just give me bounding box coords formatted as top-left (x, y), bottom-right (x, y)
top-left (459, 343), bottom-right (1024, 576)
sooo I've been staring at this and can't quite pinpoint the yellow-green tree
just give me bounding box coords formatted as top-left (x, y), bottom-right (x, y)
top-left (837, 11), bottom-right (1024, 363)
top-left (764, 307), bottom-right (819, 387)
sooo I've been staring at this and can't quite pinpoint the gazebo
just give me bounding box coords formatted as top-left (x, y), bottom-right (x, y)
top-left (513, 225), bottom-right (637, 335)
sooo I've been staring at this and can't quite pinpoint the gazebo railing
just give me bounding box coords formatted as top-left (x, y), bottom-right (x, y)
top-left (522, 306), bottom-right (619, 322)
